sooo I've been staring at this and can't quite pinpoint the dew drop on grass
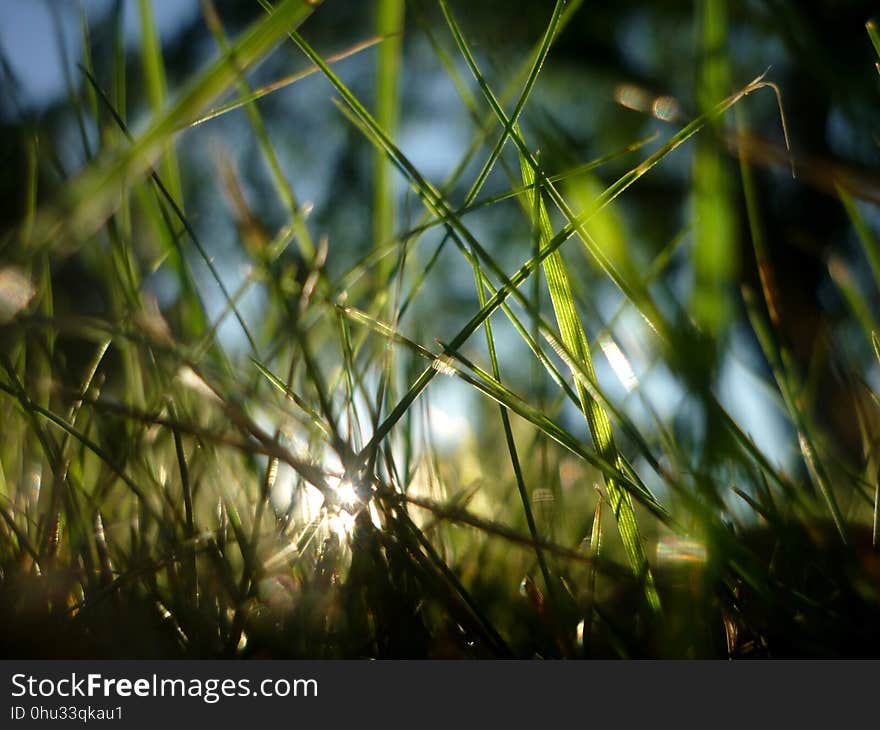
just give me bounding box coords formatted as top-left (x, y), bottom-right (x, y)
top-left (613, 83), bottom-right (652, 113)
top-left (651, 95), bottom-right (680, 122)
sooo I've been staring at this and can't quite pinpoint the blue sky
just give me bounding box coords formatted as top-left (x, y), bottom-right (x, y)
top-left (0, 0), bottom-right (199, 110)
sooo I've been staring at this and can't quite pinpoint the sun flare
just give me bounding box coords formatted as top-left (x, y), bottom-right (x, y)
top-left (330, 478), bottom-right (360, 509)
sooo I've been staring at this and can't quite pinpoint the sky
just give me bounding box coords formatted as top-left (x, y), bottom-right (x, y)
top-left (0, 0), bottom-right (199, 111)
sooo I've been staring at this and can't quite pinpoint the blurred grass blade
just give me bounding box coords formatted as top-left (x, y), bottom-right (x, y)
top-left (139, 0), bottom-right (184, 206)
top-left (200, 0), bottom-right (315, 260)
top-left (742, 287), bottom-right (847, 541)
top-left (374, 0), bottom-right (405, 283)
top-left (837, 183), bottom-right (880, 290)
top-left (30, 0), bottom-right (324, 249)
top-left (81, 65), bottom-right (257, 353)
top-left (868, 19), bottom-right (880, 73)
top-left (186, 35), bottom-right (384, 129)
top-left (692, 0), bottom-right (736, 341)
top-left (828, 256), bottom-right (878, 339)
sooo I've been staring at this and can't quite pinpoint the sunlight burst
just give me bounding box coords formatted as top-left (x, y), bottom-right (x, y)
top-left (331, 479), bottom-right (360, 509)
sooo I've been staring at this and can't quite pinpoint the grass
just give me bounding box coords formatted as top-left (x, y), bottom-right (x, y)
top-left (1, 1), bottom-right (880, 658)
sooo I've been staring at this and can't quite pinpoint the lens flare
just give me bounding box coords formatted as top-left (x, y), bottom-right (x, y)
top-left (332, 479), bottom-right (359, 508)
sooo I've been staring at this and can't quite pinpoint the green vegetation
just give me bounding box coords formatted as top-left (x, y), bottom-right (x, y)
top-left (1, 1), bottom-right (879, 658)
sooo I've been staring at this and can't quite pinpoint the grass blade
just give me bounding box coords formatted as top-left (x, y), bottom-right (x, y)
top-left (374, 0), bottom-right (406, 282)
top-left (518, 139), bottom-right (661, 613)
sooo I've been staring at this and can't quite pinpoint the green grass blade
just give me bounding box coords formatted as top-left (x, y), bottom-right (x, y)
top-left (139, 0), bottom-right (183, 206)
top-left (373, 0), bottom-right (405, 282)
top-left (79, 8), bottom-right (98, 122)
top-left (518, 141), bottom-right (661, 614)
top-left (868, 19), bottom-right (880, 73)
top-left (828, 256), bottom-right (879, 339)
top-left (742, 288), bottom-right (848, 541)
top-left (691, 0), bottom-right (736, 340)
top-left (837, 183), bottom-right (880, 291)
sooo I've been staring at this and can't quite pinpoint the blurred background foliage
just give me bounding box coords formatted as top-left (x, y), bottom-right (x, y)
top-left (1, 0), bottom-right (880, 658)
